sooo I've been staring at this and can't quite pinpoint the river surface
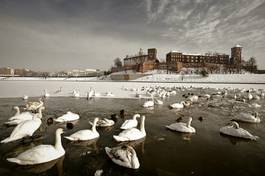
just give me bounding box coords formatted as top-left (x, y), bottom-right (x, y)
top-left (0, 86), bottom-right (265, 176)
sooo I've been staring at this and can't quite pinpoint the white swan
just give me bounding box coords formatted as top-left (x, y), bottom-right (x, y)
top-left (234, 112), bottom-right (261, 123)
top-left (166, 117), bottom-right (196, 133)
top-left (7, 128), bottom-right (65, 165)
top-left (154, 98), bottom-right (163, 105)
top-left (23, 95), bottom-right (29, 100)
top-left (43, 89), bottom-right (50, 98)
top-left (143, 99), bottom-right (154, 108)
top-left (54, 111), bottom-right (80, 123)
top-left (87, 87), bottom-right (95, 99)
top-left (120, 114), bottom-right (140, 130)
top-left (220, 121), bottom-right (259, 140)
top-left (90, 118), bottom-right (115, 127)
top-left (6, 106), bottom-right (34, 125)
top-left (250, 103), bottom-right (261, 108)
top-left (1, 107), bottom-right (44, 143)
top-left (72, 90), bottom-right (80, 98)
top-left (188, 95), bottom-right (198, 103)
top-left (170, 101), bottom-right (185, 109)
top-left (113, 115), bottom-right (146, 142)
top-left (25, 99), bottom-right (44, 111)
top-left (105, 145), bottom-right (140, 169)
top-left (64, 118), bottom-right (99, 141)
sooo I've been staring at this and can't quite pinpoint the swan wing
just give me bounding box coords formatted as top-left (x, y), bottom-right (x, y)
top-left (9, 112), bottom-right (33, 121)
top-left (7, 145), bottom-right (62, 165)
top-left (118, 128), bottom-right (143, 140)
top-left (120, 120), bottom-right (137, 129)
top-left (66, 130), bottom-right (98, 141)
top-left (166, 122), bottom-right (194, 133)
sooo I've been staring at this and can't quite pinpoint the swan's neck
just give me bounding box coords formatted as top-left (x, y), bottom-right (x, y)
top-left (15, 107), bottom-right (20, 115)
top-left (186, 118), bottom-right (192, 128)
top-left (38, 108), bottom-right (43, 119)
top-left (140, 117), bottom-right (145, 134)
top-left (92, 120), bottom-right (98, 132)
top-left (55, 132), bottom-right (64, 153)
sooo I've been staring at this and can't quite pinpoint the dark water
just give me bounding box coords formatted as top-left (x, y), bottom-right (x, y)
top-left (0, 90), bottom-right (265, 176)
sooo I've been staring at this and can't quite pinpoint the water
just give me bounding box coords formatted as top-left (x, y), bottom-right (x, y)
top-left (0, 89), bottom-right (265, 176)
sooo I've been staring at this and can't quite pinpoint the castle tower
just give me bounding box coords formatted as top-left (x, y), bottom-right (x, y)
top-left (231, 44), bottom-right (242, 65)
top-left (148, 48), bottom-right (157, 60)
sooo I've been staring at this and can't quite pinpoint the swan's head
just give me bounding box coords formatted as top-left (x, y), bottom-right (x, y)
top-left (13, 106), bottom-right (19, 110)
top-left (133, 114), bottom-right (141, 119)
top-left (231, 121), bottom-right (240, 129)
top-left (141, 115), bottom-right (145, 121)
top-left (94, 117), bottom-right (99, 123)
top-left (56, 128), bottom-right (64, 135)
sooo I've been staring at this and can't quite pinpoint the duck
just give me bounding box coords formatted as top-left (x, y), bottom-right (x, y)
top-left (113, 115), bottom-right (146, 142)
top-left (89, 118), bottom-right (115, 127)
top-left (25, 99), bottom-right (44, 111)
top-left (64, 118), bottom-right (99, 141)
top-left (120, 114), bottom-right (140, 130)
top-left (105, 145), bottom-right (140, 169)
top-left (1, 107), bottom-right (44, 143)
top-left (54, 111), bottom-right (80, 123)
top-left (166, 117), bottom-right (196, 133)
top-left (7, 128), bottom-right (65, 165)
top-left (5, 106), bottom-right (34, 125)
top-left (234, 112), bottom-right (261, 123)
top-left (220, 121), bottom-right (259, 140)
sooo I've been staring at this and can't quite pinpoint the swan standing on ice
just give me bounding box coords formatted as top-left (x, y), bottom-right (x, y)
top-left (105, 145), bottom-right (140, 169)
top-left (234, 112), bottom-right (261, 123)
top-left (166, 117), bottom-right (196, 133)
top-left (220, 121), bottom-right (259, 140)
top-left (113, 115), bottom-right (146, 142)
top-left (54, 111), bottom-right (80, 123)
top-left (64, 118), bottom-right (99, 141)
top-left (7, 128), bottom-right (65, 165)
top-left (43, 89), bottom-right (50, 98)
top-left (5, 106), bottom-right (34, 126)
top-left (1, 107), bottom-right (45, 143)
top-left (87, 87), bottom-right (95, 100)
top-left (120, 114), bottom-right (140, 130)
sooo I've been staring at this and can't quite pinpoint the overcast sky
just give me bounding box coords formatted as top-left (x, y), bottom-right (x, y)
top-left (0, 0), bottom-right (265, 71)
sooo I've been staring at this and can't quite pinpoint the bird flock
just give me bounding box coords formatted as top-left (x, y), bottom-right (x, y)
top-left (0, 85), bottom-right (264, 174)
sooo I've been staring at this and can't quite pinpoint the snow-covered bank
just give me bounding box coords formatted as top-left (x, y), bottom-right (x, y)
top-left (0, 80), bottom-right (265, 99)
top-left (133, 74), bottom-right (265, 83)
top-left (0, 77), bottom-right (98, 81)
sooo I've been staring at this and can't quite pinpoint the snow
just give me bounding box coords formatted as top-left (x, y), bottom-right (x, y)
top-left (134, 73), bottom-right (265, 84)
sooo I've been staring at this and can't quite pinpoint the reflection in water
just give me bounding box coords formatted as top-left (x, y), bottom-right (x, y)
top-left (16, 156), bottom-right (64, 175)
top-left (219, 133), bottom-right (253, 145)
top-left (118, 138), bottom-right (146, 154)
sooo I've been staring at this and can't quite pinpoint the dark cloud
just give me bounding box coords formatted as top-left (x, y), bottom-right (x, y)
top-left (0, 0), bottom-right (264, 71)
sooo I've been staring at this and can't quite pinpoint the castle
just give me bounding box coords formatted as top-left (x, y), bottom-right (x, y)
top-left (112, 45), bottom-right (254, 74)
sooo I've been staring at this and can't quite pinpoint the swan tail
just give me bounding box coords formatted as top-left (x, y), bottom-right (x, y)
top-left (1, 137), bottom-right (13, 143)
top-left (7, 158), bottom-right (22, 164)
top-left (64, 136), bottom-right (75, 141)
top-left (251, 135), bottom-right (259, 141)
top-left (105, 147), bottom-right (111, 154)
top-left (54, 119), bottom-right (63, 123)
top-left (4, 121), bottom-right (17, 126)
top-left (113, 135), bottom-right (128, 142)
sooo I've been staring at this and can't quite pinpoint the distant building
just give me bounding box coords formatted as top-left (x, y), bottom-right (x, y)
top-left (0, 67), bottom-right (15, 76)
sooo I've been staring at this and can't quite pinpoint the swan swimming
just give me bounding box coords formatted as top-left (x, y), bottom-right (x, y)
top-left (54, 111), bottom-right (80, 123)
top-left (220, 121), bottom-right (259, 140)
top-left (105, 145), bottom-right (140, 169)
top-left (64, 118), bottom-right (99, 141)
top-left (120, 114), bottom-right (140, 130)
top-left (90, 118), bottom-right (115, 127)
top-left (166, 117), bottom-right (196, 133)
top-left (170, 101), bottom-right (185, 109)
top-left (234, 112), bottom-right (261, 123)
top-left (113, 115), bottom-right (146, 142)
top-left (7, 128), bottom-right (65, 165)
top-left (5, 106), bottom-right (34, 126)
top-left (1, 107), bottom-right (44, 143)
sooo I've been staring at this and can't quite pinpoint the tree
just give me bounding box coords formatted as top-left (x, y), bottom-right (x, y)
top-left (248, 57), bottom-right (257, 73)
top-left (114, 58), bottom-right (122, 68)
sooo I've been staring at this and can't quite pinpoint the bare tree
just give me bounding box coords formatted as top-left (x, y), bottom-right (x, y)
top-left (114, 58), bottom-right (122, 68)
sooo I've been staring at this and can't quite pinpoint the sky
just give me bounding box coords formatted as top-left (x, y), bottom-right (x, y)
top-left (0, 0), bottom-right (265, 71)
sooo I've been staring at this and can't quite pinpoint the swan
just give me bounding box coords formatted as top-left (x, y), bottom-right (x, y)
top-left (250, 103), bottom-right (261, 108)
top-left (170, 101), bottom-right (185, 109)
top-left (25, 99), bottom-right (44, 111)
top-left (220, 121), bottom-right (259, 140)
top-left (188, 95), bottom-right (198, 103)
top-left (6, 106), bottom-right (34, 125)
top-left (64, 118), bottom-right (99, 141)
top-left (113, 115), bottom-right (146, 142)
top-left (143, 99), bottom-right (154, 108)
top-left (54, 111), bottom-right (80, 123)
top-left (234, 112), bottom-right (261, 123)
top-left (72, 90), bottom-right (80, 98)
top-left (154, 98), bottom-right (163, 105)
top-left (87, 87), bottom-right (95, 100)
top-left (43, 89), bottom-right (50, 98)
top-left (89, 118), bottom-right (115, 127)
top-left (105, 145), bottom-right (140, 169)
top-left (166, 117), bottom-right (196, 133)
top-left (120, 114), bottom-right (140, 130)
top-left (23, 95), bottom-right (29, 100)
top-left (1, 107), bottom-right (44, 143)
top-left (7, 128), bottom-right (65, 165)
